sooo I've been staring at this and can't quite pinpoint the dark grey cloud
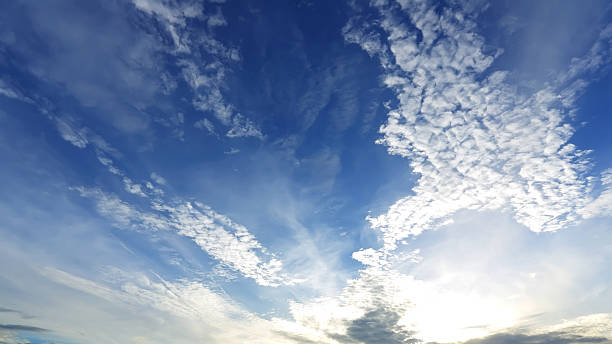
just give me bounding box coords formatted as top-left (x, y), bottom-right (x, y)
top-left (0, 324), bottom-right (49, 332)
top-left (329, 304), bottom-right (419, 344)
top-left (0, 307), bottom-right (34, 319)
top-left (460, 332), bottom-right (610, 344)
top-left (0, 308), bottom-right (18, 313)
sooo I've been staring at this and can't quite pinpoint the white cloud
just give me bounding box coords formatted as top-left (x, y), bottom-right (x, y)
top-left (51, 109), bottom-right (281, 286)
top-left (207, 7), bottom-right (227, 28)
top-left (56, 117), bottom-right (89, 149)
top-left (73, 186), bottom-right (293, 286)
top-left (279, 209), bottom-right (612, 343)
top-left (32, 267), bottom-right (297, 344)
top-left (498, 15), bottom-right (526, 35)
top-left (54, 117), bottom-right (119, 157)
top-left (265, 2), bottom-right (612, 343)
top-left (580, 169), bottom-right (612, 219)
top-left (41, 267), bottom-right (245, 322)
top-left (562, 23), bottom-right (612, 84)
top-left (53, 117), bottom-right (140, 184)
top-left (131, 0), bottom-right (261, 141)
top-left (152, 112), bottom-right (185, 141)
top-left (131, 0), bottom-right (203, 26)
top-left (224, 148), bottom-right (240, 155)
top-left (601, 168), bottom-right (612, 185)
top-left (156, 200), bottom-right (293, 286)
top-left (180, 59), bottom-right (234, 125)
top-left (71, 187), bottom-right (166, 230)
top-left (225, 114), bottom-right (264, 140)
top-left (150, 172), bottom-right (167, 185)
top-left (123, 177), bottom-right (148, 197)
top-left (537, 313), bottom-right (612, 338)
top-left (343, 0), bottom-right (612, 251)
top-left (0, 79), bottom-right (31, 102)
top-left (4, 2), bottom-right (610, 344)
top-left (194, 118), bottom-right (216, 135)
top-left (279, 266), bottom-right (519, 343)
top-left (98, 156), bottom-right (122, 175)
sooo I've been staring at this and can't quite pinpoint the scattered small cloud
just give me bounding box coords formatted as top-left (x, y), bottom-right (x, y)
top-left (55, 118), bottom-right (88, 149)
top-left (122, 177), bottom-right (148, 198)
top-left (0, 80), bottom-right (31, 103)
top-left (224, 148), bottom-right (240, 155)
top-left (225, 114), bottom-right (264, 140)
top-left (194, 118), bottom-right (217, 135)
top-left (499, 15), bottom-right (526, 35)
top-left (150, 172), bottom-right (167, 186)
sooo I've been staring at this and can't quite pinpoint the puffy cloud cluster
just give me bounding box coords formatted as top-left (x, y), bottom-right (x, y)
top-left (344, 0), bottom-right (612, 251)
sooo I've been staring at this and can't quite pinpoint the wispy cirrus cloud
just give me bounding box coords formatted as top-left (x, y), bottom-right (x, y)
top-left (1, 44), bottom-right (286, 288)
top-left (0, 79), bottom-right (31, 103)
top-left (1, 0), bottom-right (261, 142)
top-left (40, 267), bottom-right (248, 324)
top-left (0, 263), bottom-right (297, 344)
top-left (71, 184), bottom-right (291, 287)
top-left (194, 117), bottom-right (217, 135)
top-left (580, 168), bottom-right (612, 219)
top-left (47, 112), bottom-right (291, 286)
top-left (132, 0), bottom-right (264, 140)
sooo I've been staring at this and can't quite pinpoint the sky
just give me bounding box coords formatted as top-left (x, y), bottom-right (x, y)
top-left (0, 0), bottom-right (611, 343)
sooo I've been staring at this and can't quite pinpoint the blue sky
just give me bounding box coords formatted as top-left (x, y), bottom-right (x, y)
top-left (0, 0), bottom-right (611, 343)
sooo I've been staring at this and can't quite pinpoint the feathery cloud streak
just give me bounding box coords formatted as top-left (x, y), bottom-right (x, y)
top-left (132, 0), bottom-right (264, 139)
top-left (52, 115), bottom-right (291, 286)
